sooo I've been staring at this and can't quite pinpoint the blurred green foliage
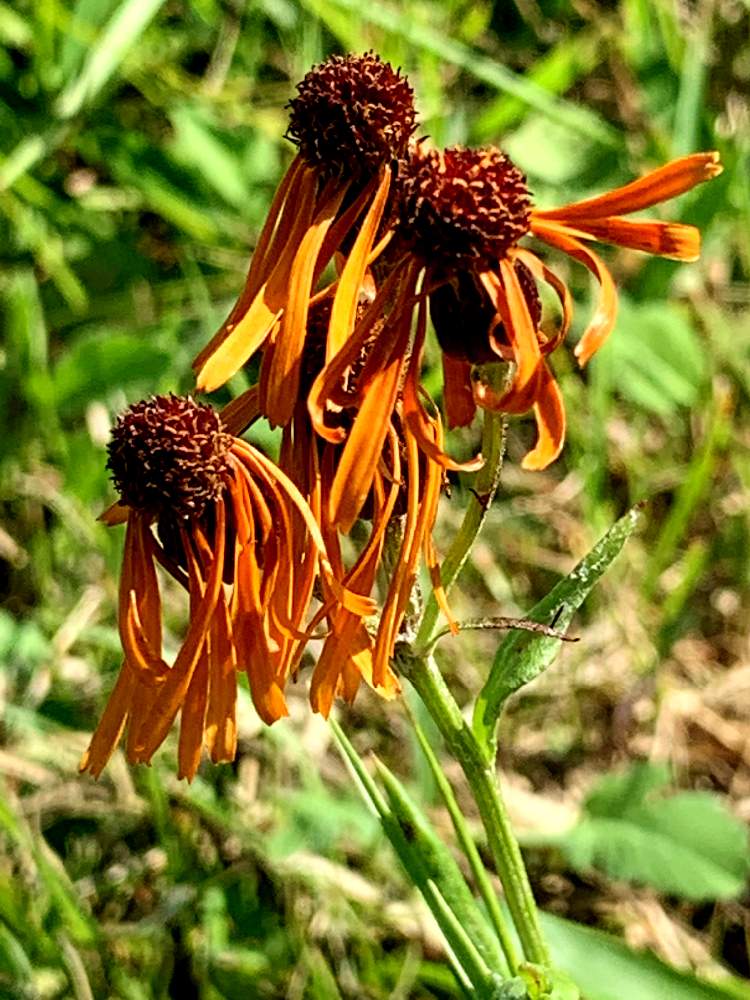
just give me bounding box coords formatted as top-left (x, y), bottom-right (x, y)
top-left (1, 0), bottom-right (749, 996)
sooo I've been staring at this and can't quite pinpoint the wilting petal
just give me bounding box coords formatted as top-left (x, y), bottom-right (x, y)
top-left (442, 354), bottom-right (477, 428)
top-left (204, 592), bottom-right (238, 764)
top-left (514, 248), bottom-right (573, 356)
top-left (560, 217), bottom-right (701, 261)
top-left (177, 651), bottom-right (209, 781)
top-left (328, 325), bottom-right (408, 533)
top-left (264, 182), bottom-right (348, 427)
top-left (531, 220), bottom-right (618, 367)
top-left (326, 166), bottom-right (391, 359)
top-left (521, 362), bottom-right (566, 471)
top-left (480, 259), bottom-right (542, 397)
top-left (533, 151), bottom-right (721, 222)
top-left (133, 500), bottom-right (226, 761)
top-left (194, 166), bottom-right (318, 392)
top-left (220, 386), bottom-right (260, 436)
top-left (79, 668), bottom-right (137, 777)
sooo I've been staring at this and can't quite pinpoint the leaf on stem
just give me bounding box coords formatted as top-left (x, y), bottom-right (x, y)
top-left (472, 505), bottom-right (643, 754)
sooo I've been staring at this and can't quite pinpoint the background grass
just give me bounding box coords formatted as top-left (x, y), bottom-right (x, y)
top-left (1, 0), bottom-right (749, 996)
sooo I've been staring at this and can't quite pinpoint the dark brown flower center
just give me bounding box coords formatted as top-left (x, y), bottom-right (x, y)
top-left (286, 52), bottom-right (417, 178)
top-left (107, 395), bottom-right (231, 519)
top-left (430, 264), bottom-right (542, 365)
top-left (399, 146), bottom-right (532, 270)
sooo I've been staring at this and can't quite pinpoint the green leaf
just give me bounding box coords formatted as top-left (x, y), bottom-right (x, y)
top-left (472, 506), bottom-right (643, 753)
top-left (534, 763), bottom-right (750, 901)
top-left (541, 912), bottom-right (747, 1000)
top-left (591, 299), bottom-right (706, 418)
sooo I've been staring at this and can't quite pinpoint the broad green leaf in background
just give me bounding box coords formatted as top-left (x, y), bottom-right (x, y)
top-left (591, 298), bottom-right (705, 418)
top-left (526, 763), bottom-right (750, 902)
top-left (541, 912), bottom-right (749, 1000)
top-left (472, 506), bottom-right (643, 754)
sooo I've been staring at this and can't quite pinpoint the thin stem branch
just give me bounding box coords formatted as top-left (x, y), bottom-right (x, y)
top-left (416, 411), bottom-right (506, 649)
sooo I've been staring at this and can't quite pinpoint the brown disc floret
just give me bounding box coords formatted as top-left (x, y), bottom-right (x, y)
top-left (286, 52), bottom-right (417, 178)
top-left (399, 146), bottom-right (532, 270)
top-left (107, 395), bottom-right (231, 520)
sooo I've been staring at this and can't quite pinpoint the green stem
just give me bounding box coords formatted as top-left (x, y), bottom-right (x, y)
top-left (416, 411), bottom-right (505, 649)
top-left (398, 649), bottom-right (549, 967)
top-left (410, 713), bottom-right (519, 974)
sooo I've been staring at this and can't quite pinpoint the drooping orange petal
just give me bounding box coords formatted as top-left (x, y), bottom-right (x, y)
top-left (195, 166), bottom-right (319, 392)
top-left (235, 440), bottom-right (376, 617)
top-left (193, 156), bottom-right (307, 373)
top-left (219, 385), bottom-right (260, 436)
top-left (308, 263), bottom-right (409, 444)
top-left (133, 499), bottom-right (226, 761)
top-left (328, 320), bottom-right (408, 533)
top-left (204, 591), bottom-right (238, 764)
top-left (531, 220), bottom-right (618, 367)
top-left (264, 182), bottom-right (348, 427)
top-left (520, 362), bottom-right (566, 471)
top-left (122, 591), bottom-right (169, 685)
top-left (79, 668), bottom-right (137, 777)
top-left (533, 152), bottom-right (721, 222)
top-left (514, 248), bottom-right (573, 356)
top-left (442, 354), bottom-right (476, 429)
top-left (480, 260), bottom-right (542, 397)
top-left (177, 650), bottom-right (209, 781)
top-left (326, 166), bottom-right (391, 359)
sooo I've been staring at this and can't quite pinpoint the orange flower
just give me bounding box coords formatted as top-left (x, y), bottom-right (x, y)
top-left (398, 146), bottom-right (721, 470)
top-left (192, 53), bottom-right (416, 429)
top-left (227, 296), bottom-right (455, 718)
top-left (80, 395), bottom-right (371, 780)
top-left (310, 145), bottom-right (720, 482)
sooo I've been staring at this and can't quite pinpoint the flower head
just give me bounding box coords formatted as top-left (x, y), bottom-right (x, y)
top-left (81, 395), bottom-right (371, 780)
top-left (400, 146), bottom-right (531, 269)
top-left (336, 144), bottom-right (722, 472)
top-left (193, 53), bottom-right (415, 429)
top-left (287, 52), bottom-right (416, 179)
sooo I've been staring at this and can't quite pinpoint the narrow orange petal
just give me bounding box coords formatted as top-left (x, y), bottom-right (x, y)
top-left (193, 156), bottom-right (307, 373)
top-left (531, 220), bottom-right (618, 367)
top-left (514, 248), bottom-right (573, 356)
top-left (520, 362), bottom-right (566, 471)
top-left (556, 217), bottom-right (701, 261)
top-left (264, 182), bottom-right (348, 427)
top-left (205, 592), bottom-right (238, 764)
top-left (533, 151), bottom-right (722, 222)
top-left (307, 263), bottom-right (409, 444)
top-left (133, 500), bottom-right (226, 760)
top-left (219, 385), bottom-right (260, 436)
top-left (195, 167), bottom-right (319, 392)
top-left (480, 260), bottom-right (542, 397)
top-left (328, 336), bottom-right (405, 533)
top-left (79, 667), bottom-right (136, 777)
top-left (326, 166), bottom-right (391, 359)
top-left (442, 354), bottom-right (477, 429)
top-left (177, 651), bottom-right (209, 781)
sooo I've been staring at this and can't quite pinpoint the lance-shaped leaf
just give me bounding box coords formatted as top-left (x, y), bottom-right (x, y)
top-left (330, 720), bottom-right (505, 997)
top-left (473, 506), bottom-right (643, 755)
